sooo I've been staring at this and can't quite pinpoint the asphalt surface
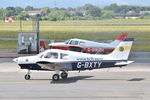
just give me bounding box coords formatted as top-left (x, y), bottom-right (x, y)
top-left (0, 62), bottom-right (150, 100)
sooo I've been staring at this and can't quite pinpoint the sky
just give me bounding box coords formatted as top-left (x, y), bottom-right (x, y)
top-left (0, 0), bottom-right (150, 8)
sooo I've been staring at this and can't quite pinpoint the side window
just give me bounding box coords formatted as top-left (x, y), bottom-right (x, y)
top-left (79, 41), bottom-right (85, 46)
top-left (60, 53), bottom-right (68, 59)
top-left (69, 40), bottom-right (79, 45)
top-left (44, 52), bottom-right (50, 58)
top-left (44, 52), bottom-right (58, 59)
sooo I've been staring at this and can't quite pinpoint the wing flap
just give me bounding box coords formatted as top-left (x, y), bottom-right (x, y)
top-left (37, 61), bottom-right (68, 71)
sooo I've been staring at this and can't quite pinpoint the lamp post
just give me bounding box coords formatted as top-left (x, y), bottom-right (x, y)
top-left (20, 16), bottom-right (22, 32)
top-left (36, 14), bottom-right (40, 53)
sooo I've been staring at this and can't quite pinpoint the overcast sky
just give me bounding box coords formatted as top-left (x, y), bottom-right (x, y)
top-left (0, 0), bottom-right (150, 8)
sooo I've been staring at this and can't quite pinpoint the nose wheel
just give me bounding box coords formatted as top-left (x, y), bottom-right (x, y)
top-left (25, 74), bottom-right (31, 80)
top-left (24, 70), bottom-right (31, 80)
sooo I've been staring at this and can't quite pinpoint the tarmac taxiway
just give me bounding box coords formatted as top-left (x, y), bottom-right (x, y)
top-left (0, 62), bottom-right (150, 100)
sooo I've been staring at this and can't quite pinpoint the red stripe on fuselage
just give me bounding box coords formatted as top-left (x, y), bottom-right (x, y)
top-left (50, 46), bottom-right (114, 54)
top-left (83, 47), bottom-right (114, 54)
top-left (50, 46), bottom-right (69, 50)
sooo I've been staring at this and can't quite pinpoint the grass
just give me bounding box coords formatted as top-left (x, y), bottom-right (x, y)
top-left (2, 19), bottom-right (150, 26)
top-left (0, 19), bottom-right (150, 51)
top-left (40, 26), bottom-right (150, 41)
top-left (132, 43), bottom-right (150, 52)
top-left (0, 25), bottom-right (150, 41)
top-left (0, 40), bottom-right (149, 52)
top-left (0, 40), bottom-right (17, 50)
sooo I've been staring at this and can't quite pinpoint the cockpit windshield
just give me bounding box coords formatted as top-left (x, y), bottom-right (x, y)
top-left (44, 52), bottom-right (58, 59)
top-left (64, 39), bottom-right (70, 44)
top-left (36, 51), bottom-right (45, 58)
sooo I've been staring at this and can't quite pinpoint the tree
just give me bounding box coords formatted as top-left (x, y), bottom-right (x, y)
top-left (79, 4), bottom-right (102, 17)
top-left (0, 8), bottom-right (4, 20)
top-left (104, 3), bottom-right (119, 13)
top-left (87, 6), bottom-right (101, 17)
top-left (41, 7), bottom-right (50, 15)
top-left (82, 4), bottom-right (95, 10)
top-left (6, 7), bottom-right (16, 16)
top-left (59, 8), bottom-right (66, 11)
top-left (25, 6), bottom-right (34, 11)
top-left (67, 7), bottom-right (75, 11)
top-left (101, 10), bottom-right (115, 19)
top-left (48, 11), bottom-right (70, 21)
top-left (15, 7), bottom-right (23, 14)
top-left (18, 12), bottom-right (30, 20)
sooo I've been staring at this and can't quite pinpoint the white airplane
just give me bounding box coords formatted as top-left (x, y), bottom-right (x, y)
top-left (13, 38), bottom-right (134, 81)
top-left (48, 33), bottom-right (128, 54)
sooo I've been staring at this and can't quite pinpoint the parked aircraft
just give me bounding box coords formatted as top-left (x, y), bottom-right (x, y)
top-left (48, 33), bottom-right (128, 54)
top-left (13, 38), bottom-right (134, 81)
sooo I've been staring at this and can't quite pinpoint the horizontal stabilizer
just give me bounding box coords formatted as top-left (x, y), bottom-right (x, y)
top-left (115, 61), bottom-right (134, 66)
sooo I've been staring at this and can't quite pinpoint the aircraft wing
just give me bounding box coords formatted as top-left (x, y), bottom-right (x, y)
top-left (115, 61), bottom-right (134, 66)
top-left (36, 61), bottom-right (70, 71)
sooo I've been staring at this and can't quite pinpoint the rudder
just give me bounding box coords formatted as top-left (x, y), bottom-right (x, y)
top-left (108, 38), bottom-right (134, 60)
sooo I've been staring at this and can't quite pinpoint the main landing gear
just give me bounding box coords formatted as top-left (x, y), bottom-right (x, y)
top-left (52, 71), bottom-right (68, 81)
top-left (24, 70), bottom-right (31, 80)
top-left (24, 70), bottom-right (68, 81)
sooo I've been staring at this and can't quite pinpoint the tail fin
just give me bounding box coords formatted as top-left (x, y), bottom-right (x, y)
top-left (110, 33), bottom-right (128, 46)
top-left (116, 33), bottom-right (128, 40)
top-left (108, 38), bottom-right (134, 60)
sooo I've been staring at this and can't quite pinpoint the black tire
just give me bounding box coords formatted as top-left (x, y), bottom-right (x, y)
top-left (52, 74), bottom-right (60, 81)
top-left (61, 72), bottom-right (68, 79)
top-left (25, 74), bottom-right (30, 80)
top-left (39, 47), bottom-right (45, 52)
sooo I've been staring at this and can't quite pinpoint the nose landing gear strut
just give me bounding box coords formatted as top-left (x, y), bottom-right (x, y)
top-left (25, 70), bottom-right (31, 80)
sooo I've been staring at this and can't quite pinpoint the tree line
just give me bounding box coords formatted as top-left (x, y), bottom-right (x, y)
top-left (0, 3), bottom-right (150, 21)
